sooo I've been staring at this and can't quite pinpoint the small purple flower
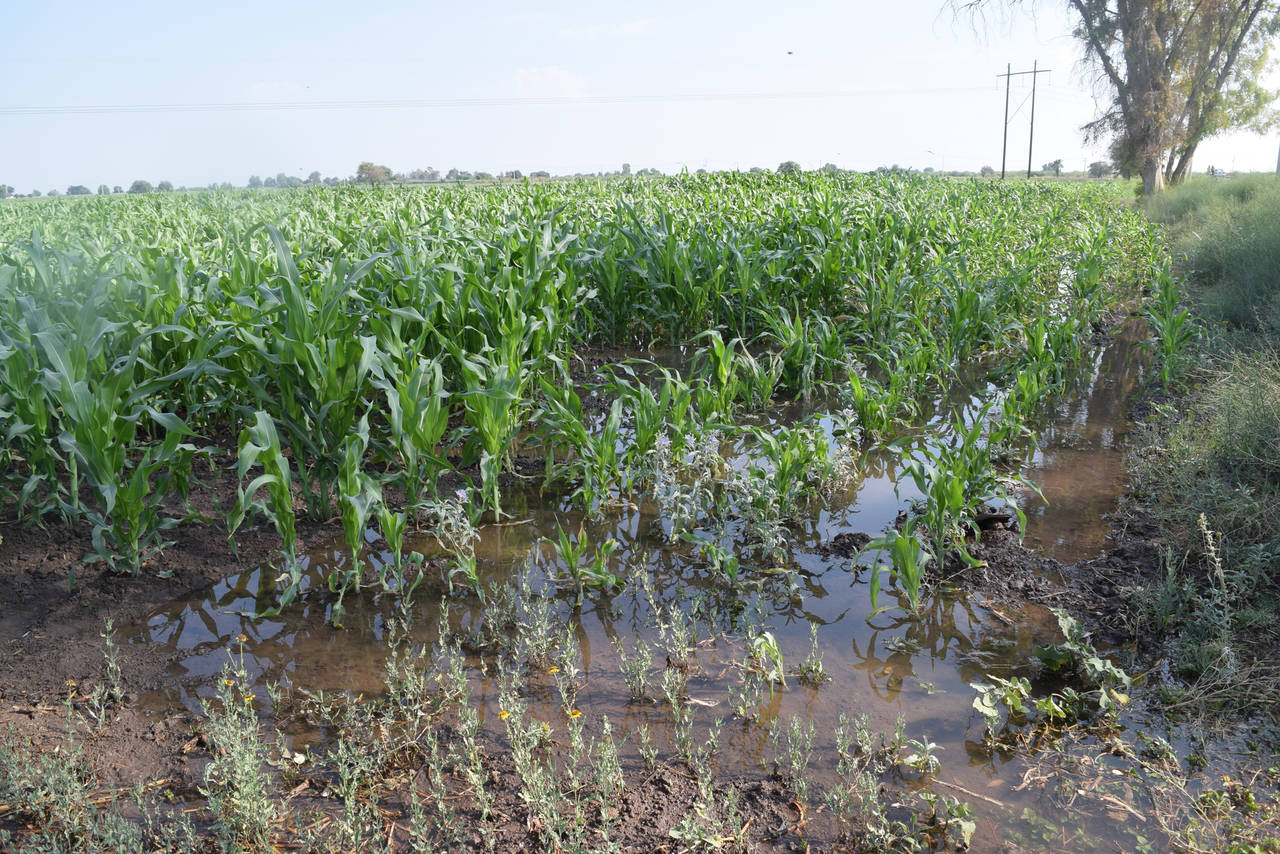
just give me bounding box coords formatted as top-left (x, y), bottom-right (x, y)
top-left (454, 488), bottom-right (468, 503)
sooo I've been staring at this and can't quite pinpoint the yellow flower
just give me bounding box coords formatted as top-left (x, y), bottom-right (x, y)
top-left (498, 709), bottom-right (510, 720)
top-left (224, 678), bottom-right (236, 687)
top-left (547, 666), bottom-right (560, 674)
top-left (568, 708), bottom-right (582, 719)
top-left (236, 634), bottom-right (249, 644)
top-left (65, 679), bottom-right (77, 688)
top-left (541, 721), bottom-right (552, 734)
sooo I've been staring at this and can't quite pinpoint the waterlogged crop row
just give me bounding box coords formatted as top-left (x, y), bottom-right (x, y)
top-left (0, 172), bottom-right (1164, 615)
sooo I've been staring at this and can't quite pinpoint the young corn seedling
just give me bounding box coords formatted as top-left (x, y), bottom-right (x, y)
top-left (330, 416), bottom-right (382, 625)
top-left (547, 521), bottom-right (621, 604)
top-left (863, 518), bottom-right (932, 614)
top-left (536, 368), bottom-right (624, 516)
top-left (229, 412), bottom-right (301, 613)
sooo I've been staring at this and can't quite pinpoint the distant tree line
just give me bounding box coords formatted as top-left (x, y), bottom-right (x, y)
top-left (1, 158), bottom-right (1132, 201)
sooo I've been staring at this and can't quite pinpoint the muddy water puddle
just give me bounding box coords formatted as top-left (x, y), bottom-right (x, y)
top-left (129, 325), bottom-right (1159, 850)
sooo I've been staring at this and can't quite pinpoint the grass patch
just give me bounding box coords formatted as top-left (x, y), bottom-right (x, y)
top-left (1145, 174), bottom-right (1280, 332)
top-left (1130, 175), bottom-right (1280, 694)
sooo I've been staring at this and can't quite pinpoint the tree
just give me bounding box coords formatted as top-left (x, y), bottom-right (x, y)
top-left (157, 180), bottom-right (173, 192)
top-left (66, 185), bottom-right (90, 195)
top-left (622, 162), bottom-right (632, 176)
top-left (0, 185), bottom-right (14, 198)
top-left (958, 1), bottom-right (1280, 194)
top-left (263, 176), bottom-right (278, 188)
top-left (980, 164), bottom-right (996, 177)
top-left (474, 171), bottom-right (494, 181)
top-left (1088, 160), bottom-right (1113, 178)
top-left (112, 185), bottom-right (123, 194)
top-left (97, 184), bottom-right (110, 195)
top-left (305, 170), bottom-right (322, 185)
top-left (820, 162), bottom-right (840, 173)
top-left (248, 175), bottom-right (263, 188)
top-left (128, 180), bottom-right (152, 194)
top-left (1042, 159), bottom-right (1064, 177)
top-left (30, 190), bottom-right (41, 197)
top-left (530, 170), bottom-right (550, 179)
top-left (777, 160), bottom-right (802, 175)
top-left (355, 162), bottom-right (391, 184)
top-left (48, 189), bottom-right (60, 197)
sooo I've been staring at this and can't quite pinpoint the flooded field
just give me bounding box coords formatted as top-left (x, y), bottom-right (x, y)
top-left (125, 322), bottom-right (1164, 851)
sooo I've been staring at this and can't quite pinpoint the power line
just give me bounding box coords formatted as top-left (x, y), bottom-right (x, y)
top-left (997, 63), bottom-right (1051, 179)
top-left (0, 86), bottom-right (993, 117)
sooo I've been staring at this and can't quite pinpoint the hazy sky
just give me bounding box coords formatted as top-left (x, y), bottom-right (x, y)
top-left (4, 1), bottom-right (1278, 191)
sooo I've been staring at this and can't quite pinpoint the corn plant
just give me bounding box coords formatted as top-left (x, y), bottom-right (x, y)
top-left (229, 412), bottom-right (300, 611)
top-left (455, 353), bottom-right (524, 519)
top-left (547, 521), bottom-right (621, 605)
top-left (230, 225), bottom-right (385, 520)
top-left (373, 354), bottom-right (449, 508)
top-left (1146, 264), bottom-right (1198, 390)
top-left (864, 518), bottom-right (932, 614)
top-left (33, 315), bottom-right (201, 573)
top-left (892, 409), bottom-right (1035, 570)
top-left (536, 370), bottom-right (623, 516)
top-left (331, 417), bottom-right (382, 622)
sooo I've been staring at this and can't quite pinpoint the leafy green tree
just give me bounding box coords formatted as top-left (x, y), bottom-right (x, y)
top-left (1088, 160), bottom-right (1112, 179)
top-left (980, 165), bottom-right (996, 177)
top-left (97, 184), bottom-right (110, 195)
top-left (128, 180), bottom-right (152, 194)
top-left (956, 0), bottom-right (1280, 194)
top-left (355, 162), bottom-right (391, 184)
top-left (66, 185), bottom-right (91, 195)
top-left (247, 175), bottom-right (263, 188)
top-left (777, 160), bottom-right (802, 175)
top-left (157, 180), bottom-right (174, 192)
top-left (1042, 159), bottom-right (1064, 177)
top-left (820, 162), bottom-right (840, 173)
top-left (112, 185), bottom-right (122, 194)
top-left (0, 185), bottom-right (14, 198)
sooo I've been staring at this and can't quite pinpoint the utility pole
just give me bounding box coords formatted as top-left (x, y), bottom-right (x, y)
top-left (1027, 59), bottom-right (1039, 179)
top-left (1001, 63), bottom-right (1011, 179)
top-left (1275, 140), bottom-right (1279, 175)
top-left (996, 62), bottom-right (1052, 179)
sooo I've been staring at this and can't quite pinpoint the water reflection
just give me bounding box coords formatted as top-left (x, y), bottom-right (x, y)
top-left (129, 322), bottom-right (1152, 850)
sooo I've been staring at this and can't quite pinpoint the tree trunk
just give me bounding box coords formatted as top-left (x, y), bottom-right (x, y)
top-left (1170, 143), bottom-right (1198, 185)
top-left (1141, 157), bottom-right (1166, 196)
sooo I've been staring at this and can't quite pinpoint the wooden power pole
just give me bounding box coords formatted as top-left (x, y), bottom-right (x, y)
top-left (997, 62), bottom-right (1052, 179)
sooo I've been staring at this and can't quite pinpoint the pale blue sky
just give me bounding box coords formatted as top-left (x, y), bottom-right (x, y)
top-left (4, 1), bottom-right (1277, 191)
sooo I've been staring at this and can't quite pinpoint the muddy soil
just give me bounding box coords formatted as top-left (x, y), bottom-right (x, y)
top-left (0, 325), bottom-right (1183, 851)
top-left (0, 483), bottom-right (1169, 853)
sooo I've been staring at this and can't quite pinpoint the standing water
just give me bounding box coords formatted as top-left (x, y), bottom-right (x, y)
top-left (131, 321), bottom-right (1156, 851)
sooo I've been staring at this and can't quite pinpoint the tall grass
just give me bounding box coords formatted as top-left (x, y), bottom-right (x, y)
top-left (1145, 175), bottom-right (1280, 332)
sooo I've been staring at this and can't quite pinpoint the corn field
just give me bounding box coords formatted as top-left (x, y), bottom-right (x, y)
top-left (0, 172), bottom-right (1162, 610)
